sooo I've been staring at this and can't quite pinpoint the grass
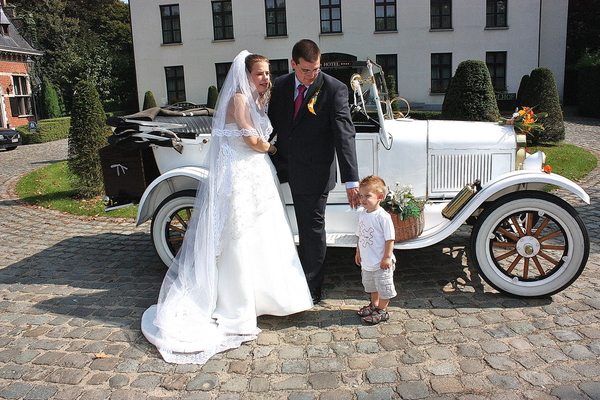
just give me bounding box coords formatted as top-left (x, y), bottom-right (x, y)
top-left (529, 142), bottom-right (597, 182)
top-left (15, 143), bottom-right (597, 218)
top-left (16, 161), bottom-right (137, 219)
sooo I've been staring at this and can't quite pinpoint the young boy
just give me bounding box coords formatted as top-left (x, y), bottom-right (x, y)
top-left (355, 175), bottom-right (397, 324)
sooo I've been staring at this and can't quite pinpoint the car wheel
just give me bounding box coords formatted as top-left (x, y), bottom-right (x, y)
top-left (470, 191), bottom-right (589, 297)
top-left (151, 190), bottom-right (196, 267)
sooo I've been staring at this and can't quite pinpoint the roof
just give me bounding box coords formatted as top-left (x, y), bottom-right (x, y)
top-left (0, 6), bottom-right (43, 56)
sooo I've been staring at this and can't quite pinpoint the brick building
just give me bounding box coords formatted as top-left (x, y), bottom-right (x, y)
top-left (0, 1), bottom-right (42, 128)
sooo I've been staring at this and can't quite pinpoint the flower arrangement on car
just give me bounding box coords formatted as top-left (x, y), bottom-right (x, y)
top-left (380, 183), bottom-right (429, 241)
top-left (498, 106), bottom-right (547, 135)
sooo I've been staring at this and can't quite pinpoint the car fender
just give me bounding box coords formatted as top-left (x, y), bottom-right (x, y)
top-left (451, 169), bottom-right (589, 221)
top-left (395, 170), bottom-right (590, 250)
top-left (136, 166), bottom-right (209, 226)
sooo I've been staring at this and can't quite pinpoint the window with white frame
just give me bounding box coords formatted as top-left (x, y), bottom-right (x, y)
top-left (10, 75), bottom-right (32, 117)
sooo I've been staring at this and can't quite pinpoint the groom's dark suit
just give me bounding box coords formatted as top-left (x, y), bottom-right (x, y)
top-left (269, 71), bottom-right (359, 294)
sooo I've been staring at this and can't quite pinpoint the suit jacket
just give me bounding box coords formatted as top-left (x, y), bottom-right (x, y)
top-left (268, 72), bottom-right (359, 195)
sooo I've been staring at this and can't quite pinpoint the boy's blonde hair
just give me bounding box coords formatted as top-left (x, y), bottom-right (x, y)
top-left (359, 175), bottom-right (387, 195)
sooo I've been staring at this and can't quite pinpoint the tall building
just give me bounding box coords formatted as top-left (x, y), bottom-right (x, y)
top-left (129, 1), bottom-right (567, 111)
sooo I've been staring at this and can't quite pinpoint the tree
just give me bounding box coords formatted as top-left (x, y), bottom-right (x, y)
top-left (42, 79), bottom-right (62, 119)
top-left (11, 0), bottom-right (137, 112)
top-left (142, 91), bottom-right (158, 110)
top-left (206, 86), bottom-right (218, 109)
top-left (68, 81), bottom-right (111, 198)
top-left (441, 60), bottom-right (500, 122)
top-left (520, 67), bottom-right (565, 144)
top-left (577, 55), bottom-right (600, 118)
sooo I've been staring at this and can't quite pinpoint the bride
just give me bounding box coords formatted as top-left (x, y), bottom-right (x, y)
top-left (141, 50), bottom-right (313, 364)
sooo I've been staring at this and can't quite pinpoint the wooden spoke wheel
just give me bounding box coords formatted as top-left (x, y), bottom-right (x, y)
top-left (471, 191), bottom-right (589, 297)
top-left (151, 190), bottom-right (196, 267)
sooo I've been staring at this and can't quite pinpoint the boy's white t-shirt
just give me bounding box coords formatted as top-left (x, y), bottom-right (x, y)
top-left (355, 207), bottom-right (396, 271)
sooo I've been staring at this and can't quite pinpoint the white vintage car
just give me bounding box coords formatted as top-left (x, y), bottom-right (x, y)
top-left (103, 60), bottom-right (590, 298)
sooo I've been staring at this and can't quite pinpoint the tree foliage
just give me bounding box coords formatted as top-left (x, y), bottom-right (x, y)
top-left (68, 81), bottom-right (111, 198)
top-left (520, 67), bottom-right (565, 144)
top-left (566, 0), bottom-right (600, 65)
top-left (441, 60), bottom-right (500, 122)
top-left (10, 0), bottom-right (136, 112)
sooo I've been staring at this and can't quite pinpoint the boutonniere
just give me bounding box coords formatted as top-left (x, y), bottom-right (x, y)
top-left (307, 83), bottom-right (324, 115)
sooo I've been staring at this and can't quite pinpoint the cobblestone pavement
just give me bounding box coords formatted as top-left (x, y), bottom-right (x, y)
top-left (0, 108), bottom-right (598, 400)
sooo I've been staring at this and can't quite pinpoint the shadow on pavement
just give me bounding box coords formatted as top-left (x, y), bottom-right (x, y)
top-left (0, 231), bottom-right (553, 332)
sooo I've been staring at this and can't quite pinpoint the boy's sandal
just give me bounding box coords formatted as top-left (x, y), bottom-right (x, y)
top-left (357, 303), bottom-right (375, 317)
top-left (363, 308), bottom-right (389, 324)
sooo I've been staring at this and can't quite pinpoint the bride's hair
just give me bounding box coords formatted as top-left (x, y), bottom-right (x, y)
top-left (245, 53), bottom-right (271, 104)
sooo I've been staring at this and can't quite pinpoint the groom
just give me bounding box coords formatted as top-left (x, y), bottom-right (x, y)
top-left (269, 39), bottom-right (360, 303)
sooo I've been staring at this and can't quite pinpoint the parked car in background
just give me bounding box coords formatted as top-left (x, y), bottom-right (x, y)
top-left (0, 128), bottom-right (21, 151)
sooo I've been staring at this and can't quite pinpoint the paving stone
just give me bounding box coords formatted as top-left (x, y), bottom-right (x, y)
top-left (487, 374), bottom-right (522, 390)
top-left (365, 369), bottom-right (396, 383)
top-left (396, 381), bottom-right (430, 399)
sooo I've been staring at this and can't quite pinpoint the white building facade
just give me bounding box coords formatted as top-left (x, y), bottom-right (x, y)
top-left (129, 0), bottom-right (567, 111)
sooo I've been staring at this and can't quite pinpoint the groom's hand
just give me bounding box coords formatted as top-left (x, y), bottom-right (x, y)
top-left (346, 187), bottom-right (360, 209)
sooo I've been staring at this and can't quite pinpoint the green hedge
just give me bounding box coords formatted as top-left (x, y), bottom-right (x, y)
top-left (409, 110), bottom-right (442, 120)
top-left (16, 117), bottom-right (71, 145)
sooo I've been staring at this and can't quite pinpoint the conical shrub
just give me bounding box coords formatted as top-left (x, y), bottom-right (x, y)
top-left (441, 60), bottom-right (500, 121)
top-left (142, 90), bottom-right (157, 110)
top-left (68, 80), bottom-right (111, 198)
top-left (516, 74), bottom-right (529, 105)
top-left (42, 79), bottom-right (62, 119)
top-left (206, 86), bottom-right (218, 109)
top-left (520, 67), bottom-right (564, 143)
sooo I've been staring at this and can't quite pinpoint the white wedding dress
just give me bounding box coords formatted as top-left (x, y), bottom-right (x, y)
top-left (141, 116), bottom-right (313, 364)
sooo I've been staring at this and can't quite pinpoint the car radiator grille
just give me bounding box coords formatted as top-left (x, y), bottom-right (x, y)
top-left (429, 153), bottom-right (494, 197)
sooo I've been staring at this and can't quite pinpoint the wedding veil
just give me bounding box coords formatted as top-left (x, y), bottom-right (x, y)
top-left (141, 50), bottom-right (271, 364)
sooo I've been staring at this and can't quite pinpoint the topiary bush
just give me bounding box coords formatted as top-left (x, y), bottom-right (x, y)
top-left (68, 81), bottom-right (112, 198)
top-left (17, 117), bottom-right (71, 144)
top-left (516, 74), bottom-right (529, 106)
top-left (520, 67), bottom-right (565, 143)
top-left (206, 86), bottom-right (218, 109)
top-left (441, 60), bottom-right (500, 122)
top-left (142, 90), bottom-right (158, 110)
top-left (42, 79), bottom-right (62, 119)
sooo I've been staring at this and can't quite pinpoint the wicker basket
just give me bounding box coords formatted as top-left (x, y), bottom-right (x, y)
top-left (388, 212), bottom-right (424, 242)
